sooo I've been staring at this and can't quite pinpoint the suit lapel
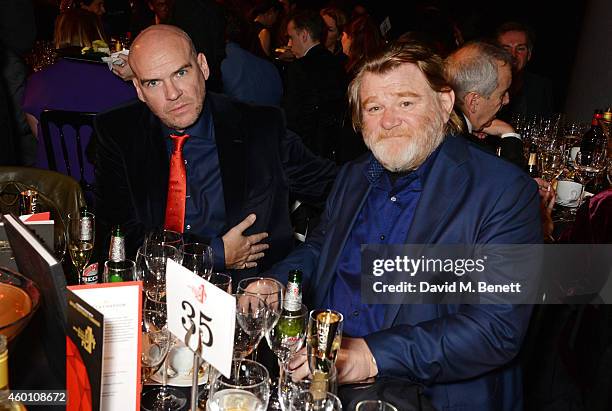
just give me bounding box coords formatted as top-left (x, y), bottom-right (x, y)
top-left (382, 136), bottom-right (470, 328)
top-left (208, 93), bottom-right (246, 229)
top-left (313, 164), bottom-right (372, 308)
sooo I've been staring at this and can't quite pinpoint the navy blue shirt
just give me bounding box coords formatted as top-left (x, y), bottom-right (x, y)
top-left (323, 149), bottom-right (440, 337)
top-left (163, 99), bottom-right (226, 268)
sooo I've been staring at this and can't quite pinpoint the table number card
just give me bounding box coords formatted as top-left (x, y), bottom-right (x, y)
top-left (165, 259), bottom-right (236, 378)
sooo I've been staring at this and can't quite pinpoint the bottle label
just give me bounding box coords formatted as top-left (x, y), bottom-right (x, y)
top-left (528, 153), bottom-right (536, 166)
top-left (109, 237), bottom-right (125, 262)
top-left (0, 349), bottom-right (7, 390)
top-left (81, 263), bottom-right (99, 284)
top-left (80, 217), bottom-right (92, 241)
top-left (284, 282), bottom-right (302, 312)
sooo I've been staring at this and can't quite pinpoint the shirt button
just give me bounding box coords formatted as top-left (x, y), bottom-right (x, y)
top-left (390, 196), bottom-right (397, 202)
top-left (184, 160), bottom-right (187, 165)
top-left (380, 234), bottom-right (385, 240)
top-left (186, 224), bottom-right (191, 230)
top-left (353, 310), bottom-right (359, 317)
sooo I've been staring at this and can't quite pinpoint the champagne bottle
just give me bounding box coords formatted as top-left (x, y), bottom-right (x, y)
top-left (526, 143), bottom-right (539, 178)
top-left (579, 110), bottom-right (605, 166)
top-left (107, 225), bottom-right (126, 282)
top-left (0, 336), bottom-right (26, 411)
top-left (277, 270), bottom-right (303, 342)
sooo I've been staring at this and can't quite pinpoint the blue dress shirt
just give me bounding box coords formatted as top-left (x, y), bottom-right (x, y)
top-left (163, 99), bottom-right (226, 268)
top-left (323, 149), bottom-right (440, 337)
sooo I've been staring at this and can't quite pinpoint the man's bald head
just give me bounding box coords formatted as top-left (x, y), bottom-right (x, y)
top-left (129, 24), bottom-right (210, 131)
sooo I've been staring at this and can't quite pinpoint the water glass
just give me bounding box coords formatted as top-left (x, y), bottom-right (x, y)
top-left (182, 242), bottom-right (214, 279)
top-left (355, 400), bottom-right (399, 411)
top-left (207, 359), bottom-right (270, 411)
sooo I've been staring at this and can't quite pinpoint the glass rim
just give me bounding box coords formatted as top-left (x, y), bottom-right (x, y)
top-left (182, 242), bottom-right (213, 255)
top-left (355, 399), bottom-right (399, 411)
top-left (237, 276), bottom-right (284, 293)
top-left (308, 308), bottom-right (344, 323)
top-left (214, 358), bottom-right (270, 389)
top-left (67, 210), bottom-right (95, 219)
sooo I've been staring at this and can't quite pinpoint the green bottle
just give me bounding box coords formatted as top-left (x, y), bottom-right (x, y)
top-left (277, 269), bottom-right (303, 342)
top-left (107, 225), bottom-right (126, 282)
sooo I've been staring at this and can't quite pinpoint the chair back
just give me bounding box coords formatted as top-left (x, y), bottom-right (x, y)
top-left (39, 109), bottom-right (97, 199)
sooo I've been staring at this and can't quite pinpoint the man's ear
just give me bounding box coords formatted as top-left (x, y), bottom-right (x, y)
top-left (438, 88), bottom-right (455, 121)
top-left (464, 91), bottom-right (479, 114)
top-left (132, 78), bottom-right (145, 103)
top-left (197, 53), bottom-right (210, 81)
top-left (299, 29), bottom-right (310, 44)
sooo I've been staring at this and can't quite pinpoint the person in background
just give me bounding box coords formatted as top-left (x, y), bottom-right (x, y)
top-left (54, 2), bottom-right (108, 48)
top-left (283, 9), bottom-right (347, 161)
top-left (342, 14), bottom-right (384, 78)
top-left (269, 39), bottom-right (541, 410)
top-left (320, 6), bottom-right (347, 58)
top-left (130, 0), bottom-right (174, 36)
top-left (248, 0), bottom-right (283, 59)
top-left (0, 0), bottom-right (37, 166)
top-left (445, 40), bottom-right (524, 168)
top-left (94, 25), bottom-right (336, 281)
top-left (495, 21), bottom-right (554, 121)
top-left (221, 8), bottom-right (283, 105)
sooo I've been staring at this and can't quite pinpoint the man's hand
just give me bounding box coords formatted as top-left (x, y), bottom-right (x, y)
top-left (111, 54), bottom-right (134, 81)
top-left (222, 214), bottom-right (269, 269)
top-left (335, 337), bottom-right (378, 384)
top-left (480, 119), bottom-right (515, 137)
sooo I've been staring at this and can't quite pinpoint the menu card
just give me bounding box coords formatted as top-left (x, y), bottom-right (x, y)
top-left (68, 282), bottom-right (142, 411)
top-left (67, 289), bottom-right (104, 411)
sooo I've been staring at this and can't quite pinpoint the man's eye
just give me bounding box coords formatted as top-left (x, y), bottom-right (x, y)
top-left (146, 80), bottom-right (158, 88)
top-left (367, 106), bottom-right (380, 112)
top-left (401, 101), bottom-right (411, 107)
top-left (517, 46), bottom-right (528, 53)
top-left (177, 69), bottom-right (187, 77)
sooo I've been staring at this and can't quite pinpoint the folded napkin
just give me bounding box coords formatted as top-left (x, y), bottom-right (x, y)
top-left (102, 49), bottom-right (130, 71)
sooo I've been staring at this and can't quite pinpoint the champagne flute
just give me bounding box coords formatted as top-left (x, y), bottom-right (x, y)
top-left (182, 243), bottom-right (214, 279)
top-left (207, 359), bottom-right (270, 411)
top-left (67, 210), bottom-right (95, 284)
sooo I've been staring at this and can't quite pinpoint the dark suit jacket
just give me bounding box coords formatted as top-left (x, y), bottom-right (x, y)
top-left (457, 110), bottom-right (525, 168)
top-left (269, 135), bottom-right (542, 410)
top-left (282, 44), bottom-right (347, 160)
top-left (94, 93), bottom-right (336, 275)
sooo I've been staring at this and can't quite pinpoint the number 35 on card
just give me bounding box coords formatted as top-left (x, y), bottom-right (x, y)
top-left (165, 259), bottom-right (236, 378)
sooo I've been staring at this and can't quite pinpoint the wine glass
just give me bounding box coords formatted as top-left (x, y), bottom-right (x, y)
top-left (67, 210), bottom-right (95, 284)
top-left (207, 359), bottom-right (270, 411)
top-left (574, 150), bottom-right (607, 202)
top-left (539, 149), bottom-right (565, 181)
top-left (289, 390), bottom-right (342, 411)
top-left (237, 277), bottom-right (285, 358)
top-left (143, 244), bottom-right (181, 302)
top-left (141, 309), bottom-right (171, 386)
top-left (355, 400), bottom-right (399, 411)
top-left (141, 298), bottom-right (188, 411)
top-left (306, 310), bottom-right (343, 374)
top-left (182, 243), bottom-right (214, 279)
top-left (209, 272), bottom-right (232, 293)
top-left (234, 294), bottom-right (268, 360)
top-left (144, 228), bottom-right (184, 253)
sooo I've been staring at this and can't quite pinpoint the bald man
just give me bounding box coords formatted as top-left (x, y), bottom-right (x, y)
top-left (94, 25), bottom-right (336, 278)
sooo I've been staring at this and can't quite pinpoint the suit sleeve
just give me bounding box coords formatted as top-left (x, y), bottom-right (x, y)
top-left (93, 114), bottom-right (146, 262)
top-left (364, 174), bottom-right (541, 384)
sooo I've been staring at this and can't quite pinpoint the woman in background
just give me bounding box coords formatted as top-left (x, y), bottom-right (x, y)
top-left (341, 14), bottom-right (384, 78)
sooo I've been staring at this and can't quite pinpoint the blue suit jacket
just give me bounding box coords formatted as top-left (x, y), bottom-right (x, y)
top-left (269, 135), bottom-right (542, 410)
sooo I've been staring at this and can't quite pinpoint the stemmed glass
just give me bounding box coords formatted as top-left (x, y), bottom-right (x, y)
top-left (142, 244), bottom-right (181, 301)
top-left (266, 305), bottom-right (308, 410)
top-left (574, 150), bottom-right (607, 204)
top-left (141, 309), bottom-right (171, 386)
top-left (207, 359), bottom-right (270, 411)
top-left (144, 228), bottom-right (184, 253)
top-left (67, 210), bottom-right (95, 284)
top-left (289, 390), bottom-right (342, 411)
top-left (237, 277), bottom-right (285, 358)
top-left (234, 294), bottom-right (268, 360)
top-left (539, 149), bottom-right (565, 181)
top-left (182, 243), bottom-right (214, 280)
top-left (355, 400), bottom-right (399, 411)
top-left (141, 300), bottom-right (188, 411)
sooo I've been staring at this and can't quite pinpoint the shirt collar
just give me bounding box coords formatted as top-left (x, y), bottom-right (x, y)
top-left (365, 142), bottom-right (443, 186)
top-left (162, 97), bottom-right (212, 140)
top-left (462, 113), bottom-right (473, 134)
top-left (303, 42), bottom-right (319, 57)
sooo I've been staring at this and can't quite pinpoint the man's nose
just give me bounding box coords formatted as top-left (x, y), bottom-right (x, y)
top-left (164, 80), bottom-right (182, 100)
top-left (381, 108), bottom-right (401, 129)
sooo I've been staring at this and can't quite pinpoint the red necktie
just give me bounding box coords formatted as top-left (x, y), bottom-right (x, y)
top-left (164, 134), bottom-right (190, 233)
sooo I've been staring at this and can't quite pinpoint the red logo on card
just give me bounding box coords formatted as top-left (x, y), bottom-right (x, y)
top-left (190, 284), bottom-right (207, 304)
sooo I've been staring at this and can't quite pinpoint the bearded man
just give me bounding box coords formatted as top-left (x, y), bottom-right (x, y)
top-left (269, 40), bottom-right (542, 410)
